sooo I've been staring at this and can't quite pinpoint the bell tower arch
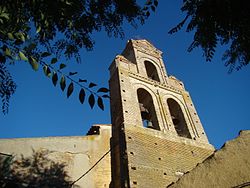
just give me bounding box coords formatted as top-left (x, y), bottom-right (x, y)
top-left (137, 88), bottom-right (160, 130)
top-left (109, 39), bottom-right (214, 188)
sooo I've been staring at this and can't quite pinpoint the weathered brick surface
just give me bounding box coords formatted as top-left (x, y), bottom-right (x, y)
top-left (125, 125), bottom-right (213, 187)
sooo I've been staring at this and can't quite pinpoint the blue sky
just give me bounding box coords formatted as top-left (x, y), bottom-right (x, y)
top-left (0, 1), bottom-right (249, 149)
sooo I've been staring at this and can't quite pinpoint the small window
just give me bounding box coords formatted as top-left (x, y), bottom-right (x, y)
top-left (144, 61), bottom-right (160, 82)
top-left (167, 98), bottom-right (191, 138)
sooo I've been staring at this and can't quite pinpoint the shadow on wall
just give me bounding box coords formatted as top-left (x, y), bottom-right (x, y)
top-left (0, 150), bottom-right (78, 188)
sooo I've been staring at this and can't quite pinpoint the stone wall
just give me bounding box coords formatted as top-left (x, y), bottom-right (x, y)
top-left (0, 124), bottom-right (112, 188)
top-left (168, 130), bottom-right (250, 188)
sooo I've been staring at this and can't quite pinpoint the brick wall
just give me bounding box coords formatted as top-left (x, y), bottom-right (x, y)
top-left (124, 125), bottom-right (214, 188)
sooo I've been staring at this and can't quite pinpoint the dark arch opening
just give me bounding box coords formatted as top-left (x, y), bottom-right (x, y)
top-left (137, 88), bottom-right (160, 130)
top-left (167, 98), bottom-right (191, 138)
top-left (144, 61), bottom-right (160, 82)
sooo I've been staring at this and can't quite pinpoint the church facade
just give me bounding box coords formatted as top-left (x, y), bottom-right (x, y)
top-left (2, 40), bottom-right (248, 188)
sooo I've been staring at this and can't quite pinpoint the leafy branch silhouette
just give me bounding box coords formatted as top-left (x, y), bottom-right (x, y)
top-left (0, 0), bottom-right (153, 114)
top-left (39, 57), bottom-right (110, 110)
top-left (169, 0), bottom-right (250, 73)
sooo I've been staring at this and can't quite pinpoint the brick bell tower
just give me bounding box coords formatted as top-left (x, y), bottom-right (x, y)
top-left (109, 39), bottom-right (214, 188)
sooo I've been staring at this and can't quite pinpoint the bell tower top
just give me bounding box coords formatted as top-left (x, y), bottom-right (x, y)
top-left (109, 38), bottom-right (212, 143)
top-left (120, 39), bottom-right (169, 84)
top-left (122, 39), bottom-right (163, 60)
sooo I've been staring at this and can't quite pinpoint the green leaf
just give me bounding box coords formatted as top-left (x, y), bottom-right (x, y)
top-left (79, 79), bottom-right (87, 82)
top-left (28, 57), bottom-right (39, 71)
top-left (44, 19), bottom-right (49, 27)
top-left (66, 0), bottom-right (72, 5)
top-left (19, 32), bottom-right (26, 42)
top-left (0, 13), bottom-right (9, 20)
top-left (36, 26), bottom-right (41, 33)
top-left (41, 12), bottom-right (45, 20)
top-left (4, 47), bottom-right (11, 57)
top-left (97, 97), bottom-right (104, 111)
top-left (97, 87), bottom-right (109, 93)
top-left (52, 72), bottom-right (58, 86)
top-left (67, 82), bottom-right (74, 98)
top-left (102, 94), bottom-right (110, 99)
top-left (41, 52), bottom-right (51, 57)
top-left (59, 63), bottom-right (66, 69)
top-left (19, 51), bottom-right (28, 61)
top-left (88, 82), bottom-right (97, 88)
top-left (79, 89), bottom-right (85, 104)
top-left (69, 72), bottom-right (77, 76)
top-left (43, 65), bottom-right (51, 77)
top-left (43, 65), bottom-right (47, 76)
top-left (51, 57), bottom-right (57, 64)
top-left (151, 6), bottom-right (155, 12)
top-left (88, 94), bottom-right (95, 109)
top-left (60, 76), bottom-right (66, 91)
top-left (7, 33), bottom-right (14, 40)
top-left (154, 0), bottom-right (158, 7)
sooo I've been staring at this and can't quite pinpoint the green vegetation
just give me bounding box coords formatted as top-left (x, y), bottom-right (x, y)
top-left (169, 0), bottom-right (250, 73)
top-left (0, 0), bottom-right (157, 114)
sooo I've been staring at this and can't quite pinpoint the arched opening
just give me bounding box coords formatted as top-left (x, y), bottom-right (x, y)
top-left (167, 98), bottom-right (191, 138)
top-left (137, 88), bottom-right (160, 130)
top-left (144, 61), bottom-right (160, 82)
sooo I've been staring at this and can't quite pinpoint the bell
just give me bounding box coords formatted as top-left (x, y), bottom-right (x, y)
top-left (171, 116), bottom-right (180, 125)
top-left (147, 121), bottom-right (154, 129)
top-left (140, 103), bottom-right (150, 119)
